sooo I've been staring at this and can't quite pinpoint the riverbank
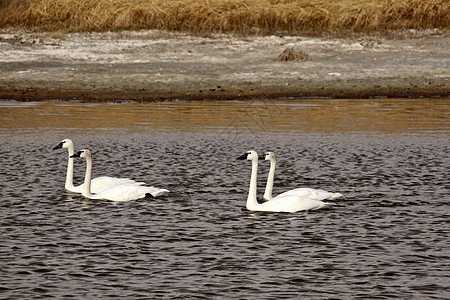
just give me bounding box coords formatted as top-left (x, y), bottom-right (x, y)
top-left (0, 29), bottom-right (449, 101)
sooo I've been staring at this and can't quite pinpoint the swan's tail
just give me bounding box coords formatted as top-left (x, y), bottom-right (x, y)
top-left (311, 190), bottom-right (343, 201)
top-left (147, 187), bottom-right (170, 197)
top-left (330, 192), bottom-right (344, 200)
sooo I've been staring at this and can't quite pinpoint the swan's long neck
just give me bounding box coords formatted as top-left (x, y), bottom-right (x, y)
top-left (82, 155), bottom-right (94, 197)
top-left (263, 158), bottom-right (276, 200)
top-left (246, 159), bottom-right (260, 211)
top-left (65, 147), bottom-right (75, 190)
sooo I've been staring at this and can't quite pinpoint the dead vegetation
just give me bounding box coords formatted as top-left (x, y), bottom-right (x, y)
top-left (0, 0), bottom-right (448, 34)
top-left (276, 47), bottom-right (310, 62)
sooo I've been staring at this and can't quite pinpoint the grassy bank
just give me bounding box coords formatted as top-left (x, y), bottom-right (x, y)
top-left (0, 0), bottom-right (449, 34)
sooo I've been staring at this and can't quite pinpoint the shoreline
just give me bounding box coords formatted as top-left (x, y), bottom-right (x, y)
top-left (0, 29), bottom-right (449, 101)
top-left (1, 78), bottom-right (448, 102)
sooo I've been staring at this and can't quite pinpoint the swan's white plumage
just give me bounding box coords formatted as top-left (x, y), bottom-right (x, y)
top-left (276, 188), bottom-right (343, 201)
top-left (259, 151), bottom-right (343, 202)
top-left (237, 150), bottom-right (330, 213)
top-left (85, 184), bottom-right (168, 202)
top-left (71, 149), bottom-right (169, 201)
top-left (252, 193), bottom-right (330, 213)
top-left (53, 139), bottom-right (143, 193)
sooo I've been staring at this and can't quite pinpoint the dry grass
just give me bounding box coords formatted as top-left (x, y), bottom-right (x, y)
top-left (0, 0), bottom-right (448, 34)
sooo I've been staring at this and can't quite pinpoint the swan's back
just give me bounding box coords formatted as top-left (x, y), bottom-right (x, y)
top-left (88, 184), bottom-right (169, 202)
top-left (91, 176), bottom-right (145, 192)
top-left (66, 177), bottom-right (144, 194)
top-left (277, 188), bottom-right (343, 201)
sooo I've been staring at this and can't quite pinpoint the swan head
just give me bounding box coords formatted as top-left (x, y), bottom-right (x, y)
top-left (237, 150), bottom-right (258, 161)
top-left (259, 151), bottom-right (276, 161)
top-left (53, 138), bottom-right (74, 150)
top-left (70, 149), bottom-right (91, 159)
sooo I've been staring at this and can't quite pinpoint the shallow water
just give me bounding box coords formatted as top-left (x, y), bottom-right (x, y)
top-left (0, 98), bottom-right (449, 299)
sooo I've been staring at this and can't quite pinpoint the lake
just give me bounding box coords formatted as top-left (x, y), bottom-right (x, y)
top-left (0, 98), bottom-right (449, 299)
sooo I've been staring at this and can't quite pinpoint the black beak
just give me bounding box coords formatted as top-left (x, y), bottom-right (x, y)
top-left (258, 154), bottom-right (266, 160)
top-left (70, 150), bottom-right (83, 158)
top-left (52, 142), bottom-right (63, 150)
top-left (237, 153), bottom-right (248, 160)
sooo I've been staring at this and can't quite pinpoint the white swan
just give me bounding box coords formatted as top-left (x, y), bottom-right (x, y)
top-left (258, 151), bottom-right (343, 201)
top-left (237, 150), bottom-right (331, 213)
top-left (53, 139), bottom-right (143, 193)
top-left (70, 149), bottom-right (169, 201)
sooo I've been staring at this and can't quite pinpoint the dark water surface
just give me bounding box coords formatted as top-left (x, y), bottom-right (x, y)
top-left (0, 99), bottom-right (449, 299)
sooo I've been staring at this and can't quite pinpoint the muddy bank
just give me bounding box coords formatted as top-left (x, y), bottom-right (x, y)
top-left (0, 29), bottom-right (448, 101)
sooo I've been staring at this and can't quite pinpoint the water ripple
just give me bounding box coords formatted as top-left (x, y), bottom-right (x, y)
top-left (1, 100), bottom-right (449, 299)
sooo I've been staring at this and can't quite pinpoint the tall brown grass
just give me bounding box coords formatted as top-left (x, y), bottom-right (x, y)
top-left (0, 0), bottom-right (448, 33)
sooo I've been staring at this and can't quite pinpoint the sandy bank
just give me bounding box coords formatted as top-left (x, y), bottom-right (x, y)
top-left (0, 29), bottom-right (448, 101)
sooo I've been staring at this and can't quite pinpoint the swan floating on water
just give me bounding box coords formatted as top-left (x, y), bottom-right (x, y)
top-left (53, 138), bottom-right (143, 193)
top-left (237, 150), bottom-right (331, 213)
top-left (70, 149), bottom-right (169, 201)
top-left (258, 151), bottom-right (343, 202)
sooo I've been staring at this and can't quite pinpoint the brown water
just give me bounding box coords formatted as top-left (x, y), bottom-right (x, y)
top-left (0, 98), bottom-right (449, 299)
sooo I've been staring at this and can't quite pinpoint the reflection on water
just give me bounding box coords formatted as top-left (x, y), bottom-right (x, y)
top-left (1, 98), bottom-right (449, 135)
top-left (0, 99), bottom-right (449, 299)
